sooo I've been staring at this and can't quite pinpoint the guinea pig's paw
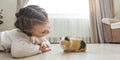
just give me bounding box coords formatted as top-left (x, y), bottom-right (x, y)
top-left (80, 48), bottom-right (86, 52)
top-left (60, 45), bottom-right (67, 50)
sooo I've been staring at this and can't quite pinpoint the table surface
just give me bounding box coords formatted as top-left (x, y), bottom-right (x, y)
top-left (0, 44), bottom-right (120, 60)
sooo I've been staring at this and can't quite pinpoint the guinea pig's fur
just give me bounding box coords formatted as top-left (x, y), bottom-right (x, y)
top-left (60, 36), bottom-right (86, 52)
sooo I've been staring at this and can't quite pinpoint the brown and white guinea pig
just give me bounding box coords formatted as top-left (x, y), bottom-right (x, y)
top-left (60, 36), bottom-right (86, 52)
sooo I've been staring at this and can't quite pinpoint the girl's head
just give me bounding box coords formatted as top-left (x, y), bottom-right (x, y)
top-left (15, 5), bottom-right (50, 37)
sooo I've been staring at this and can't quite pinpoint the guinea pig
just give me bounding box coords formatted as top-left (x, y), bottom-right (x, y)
top-left (60, 36), bottom-right (86, 52)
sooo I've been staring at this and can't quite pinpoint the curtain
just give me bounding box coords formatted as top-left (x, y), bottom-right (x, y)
top-left (16, 0), bottom-right (29, 12)
top-left (89, 0), bottom-right (114, 43)
top-left (47, 14), bottom-right (91, 44)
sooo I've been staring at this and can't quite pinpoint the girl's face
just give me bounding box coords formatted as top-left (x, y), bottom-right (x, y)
top-left (31, 23), bottom-right (50, 38)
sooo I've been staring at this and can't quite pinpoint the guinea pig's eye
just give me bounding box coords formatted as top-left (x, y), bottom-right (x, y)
top-left (65, 37), bottom-right (70, 41)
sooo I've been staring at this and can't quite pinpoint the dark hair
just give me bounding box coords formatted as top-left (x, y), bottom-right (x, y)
top-left (15, 5), bottom-right (49, 36)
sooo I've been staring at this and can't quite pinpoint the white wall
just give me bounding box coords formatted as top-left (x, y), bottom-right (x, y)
top-left (114, 0), bottom-right (120, 18)
top-left (0, 0), bottom-right (17, 31)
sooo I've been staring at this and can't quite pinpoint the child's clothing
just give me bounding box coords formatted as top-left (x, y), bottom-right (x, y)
top-left (0, 29), bottom-right (50, 58)
top-left (0, 32), bottom-right (5, 51)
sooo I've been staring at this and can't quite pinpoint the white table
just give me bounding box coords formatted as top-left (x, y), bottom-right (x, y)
top-left (0, 44), bottom-right (120, 60)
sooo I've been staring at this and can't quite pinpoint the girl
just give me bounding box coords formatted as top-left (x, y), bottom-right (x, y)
top-left (0, 5), bottom-right (51, 58)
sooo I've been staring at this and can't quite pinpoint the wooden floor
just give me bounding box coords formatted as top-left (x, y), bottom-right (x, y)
top-left (0, 44), bottom-right (120, 60)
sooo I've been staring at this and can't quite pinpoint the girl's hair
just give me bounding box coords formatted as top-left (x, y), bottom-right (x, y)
top-left (15, 5), bottom-right (49, 36)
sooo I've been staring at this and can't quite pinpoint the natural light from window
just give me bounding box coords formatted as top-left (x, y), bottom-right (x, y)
top-left (26, 0), bottom-right (90, 18)
top-left (26, 0), bottom-right (91, 42)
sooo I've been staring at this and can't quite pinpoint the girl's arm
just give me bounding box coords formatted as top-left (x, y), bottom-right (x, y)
top-left (11, 39), bottom-right (41, 58)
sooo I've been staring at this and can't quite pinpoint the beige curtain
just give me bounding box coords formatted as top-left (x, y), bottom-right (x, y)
top-left (89, 0), bottom-right (114, 43)
top-left (16, 0), bottom-right (29, 12)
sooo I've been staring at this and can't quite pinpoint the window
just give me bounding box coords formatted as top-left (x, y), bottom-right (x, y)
top-left (26, 0), bottom-right (91, 44)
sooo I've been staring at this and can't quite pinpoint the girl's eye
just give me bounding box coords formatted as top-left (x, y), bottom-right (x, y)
top-left (41, 30), bottom-right (50, 34)
top-left (41, 31), bottom-right (46, 34)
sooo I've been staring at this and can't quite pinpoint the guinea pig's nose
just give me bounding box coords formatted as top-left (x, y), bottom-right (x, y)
top-left (61, 41), bottom-right (64, 45)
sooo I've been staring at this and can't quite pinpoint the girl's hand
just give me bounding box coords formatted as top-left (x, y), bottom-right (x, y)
top-left (40, 42), bottom-right (51, 52)
top-left (41, 47), bottom-right (51, 52)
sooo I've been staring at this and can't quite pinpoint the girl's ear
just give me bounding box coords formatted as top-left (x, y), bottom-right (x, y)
top-left (23, 30), bottom-right (32, 36)
top-left (65, 36), bottom-right (70, 41)
top-left (25, 31), bottom-right (32, 36)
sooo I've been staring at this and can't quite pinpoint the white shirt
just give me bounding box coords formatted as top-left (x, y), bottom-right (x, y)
top-left (0, 29), bottom-right (50, 58)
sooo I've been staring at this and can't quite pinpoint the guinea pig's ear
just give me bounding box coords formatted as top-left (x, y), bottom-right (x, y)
top-left (65, 36), bottom-right (70, 41)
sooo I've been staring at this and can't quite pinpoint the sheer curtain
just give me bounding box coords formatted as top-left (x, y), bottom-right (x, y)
top-left (26, 0), bottom-right (91, 43)
top-left (89, 0), bottom-right (114, 43)
top-left (47, 14), bottom-right (91, 43)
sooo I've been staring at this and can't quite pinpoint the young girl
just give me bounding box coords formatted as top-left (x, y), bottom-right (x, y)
top-left (0, 5), bottom-right (51, 58)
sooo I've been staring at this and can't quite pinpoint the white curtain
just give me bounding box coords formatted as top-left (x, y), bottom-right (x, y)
top-left (47, 14), bottom-right (91, 43)
top-left (16, 0), bottom-right (29, 12)
top-left (25, 0), bottom-right (91, 43)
